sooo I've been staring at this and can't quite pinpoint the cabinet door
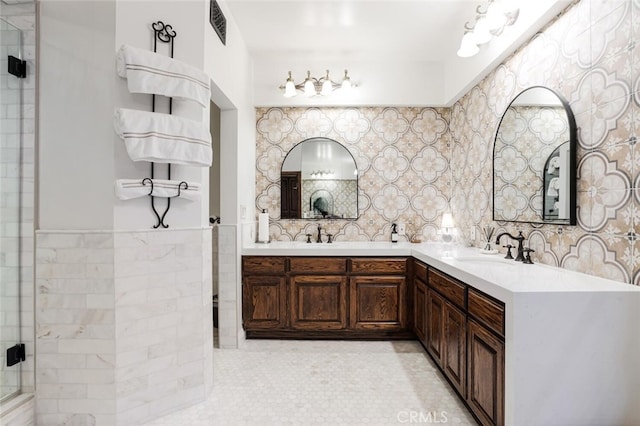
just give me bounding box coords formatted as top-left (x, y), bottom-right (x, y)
top-left (242, 275), bottom-right (286, 329)
top-left (290, 275), bottom-right (347, 330)
top-left (467, 319), bottom-right (505, 426)
top-left (414, 277), bottom-right (427, 345)
top-left (350, 276), bottom-right (406, 330)
top-left (426, 289), bottom-right (444, 366)
top-left (443, 300), bottom-right (466, 398)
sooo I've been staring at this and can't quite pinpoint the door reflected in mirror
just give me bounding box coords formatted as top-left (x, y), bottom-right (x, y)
top-left (493, 86), bottom-right (577, 225)
top-left (281, 137), bottom-right (358, 219)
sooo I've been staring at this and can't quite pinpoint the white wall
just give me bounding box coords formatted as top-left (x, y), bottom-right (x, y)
top-left (113, 0), bottom-right (209, 229)
top-left (203, 0), bottom-right (255, 228)
top-left (39, 0), bottom-right (118, 230)
top-left (39, 0), bottom-right (254, 232)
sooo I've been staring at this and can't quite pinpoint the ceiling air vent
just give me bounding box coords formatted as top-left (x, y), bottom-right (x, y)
top-left (210, 0), bottom-right (226, 45)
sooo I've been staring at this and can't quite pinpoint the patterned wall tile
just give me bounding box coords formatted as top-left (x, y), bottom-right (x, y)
top-left (561, 233), bottom-right (631, 282)
top-left (255, 107), bottom-right (452, 243)
top-left (449, 0), bottom-right (639, 284)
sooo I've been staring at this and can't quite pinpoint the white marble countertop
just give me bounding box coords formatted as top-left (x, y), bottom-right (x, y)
top-left (242, 241), bottom-right (639, 301)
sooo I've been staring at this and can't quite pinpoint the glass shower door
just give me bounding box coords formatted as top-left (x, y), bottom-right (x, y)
top-left (0, 17), bottom-right (23, 402)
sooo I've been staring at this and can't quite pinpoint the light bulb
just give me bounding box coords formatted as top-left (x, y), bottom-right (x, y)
top-left (473, 16), bottom-right (492, 45)
top-left (341, 69), bottom-right (352, 90)
top-left (304, 81), bottom-right (315, 96)
top-left (283, 71), bottom-right (297, 97)
top-left (457, 32), bottom-right (479, 57)
top-left (321, 79), bottom-right (333, 96)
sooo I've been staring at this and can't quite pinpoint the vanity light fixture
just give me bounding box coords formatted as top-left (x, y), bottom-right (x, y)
top-left (457, 0), bottom-right (520, 58)
top-left (281, 70), bottom-right (355, 98)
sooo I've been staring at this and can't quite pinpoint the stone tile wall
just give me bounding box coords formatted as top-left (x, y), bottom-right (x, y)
top-left (35, 229), bottom-right (213, 425)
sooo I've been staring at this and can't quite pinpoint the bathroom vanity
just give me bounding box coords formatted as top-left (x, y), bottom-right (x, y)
top-left (242, 242), bottom-right (640, 426)
top-left (242, 256), bottom-right (411, 338)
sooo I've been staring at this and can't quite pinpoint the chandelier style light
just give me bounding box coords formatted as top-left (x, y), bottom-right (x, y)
top-left (280, 69), bottom-right (354, 97)
top-left (457, 0), bottom-right (520, 58)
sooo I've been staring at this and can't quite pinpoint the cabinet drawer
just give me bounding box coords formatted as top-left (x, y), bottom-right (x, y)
top-left (290, 257), bottom-right (347, 274)
top-left (428, 269), bottom-right (466, 310)
top-left (414, 260), bottom-right (427, 282)
top-left (351, 258), bottom-right (407, 274)
top-left (468, 288), bottom-right (505, 337)
top-left (243, 256), bottom-right (286, 275)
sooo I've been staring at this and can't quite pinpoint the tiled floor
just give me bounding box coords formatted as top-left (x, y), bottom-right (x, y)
top-left (144, 339), bottom-right (477, 425)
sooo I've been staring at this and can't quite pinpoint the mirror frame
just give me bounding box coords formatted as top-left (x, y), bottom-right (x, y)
top-left (492, 86), bottom-right (577, 225)
top-left (280, 137), bottom-right (359, 220)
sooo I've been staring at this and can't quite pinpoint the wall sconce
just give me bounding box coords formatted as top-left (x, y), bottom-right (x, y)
top-left (457, 0), bottom-right (520, 58)
top-left (281, 70), bottom-right (355, 97)
top-left (440, 213), bottom-right (456, 242)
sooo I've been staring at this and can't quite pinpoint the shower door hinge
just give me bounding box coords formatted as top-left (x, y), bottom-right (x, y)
top-left (6, 343), bottom-right (26, 367)
top-left (8, 55), bottom-right (26, 78)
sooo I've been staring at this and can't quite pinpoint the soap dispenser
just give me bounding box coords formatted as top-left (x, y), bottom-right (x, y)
top-left (391, 223), bottom-right (398, 243)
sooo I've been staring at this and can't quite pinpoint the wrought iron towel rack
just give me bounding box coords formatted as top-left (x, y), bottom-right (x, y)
top-left (142, 20), bottom-right (188, 229)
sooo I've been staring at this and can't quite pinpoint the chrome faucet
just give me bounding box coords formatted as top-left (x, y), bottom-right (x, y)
top-left (316, 224), bottom-right (323, 243)
top-left (495, 231), bottom-right (526, 261)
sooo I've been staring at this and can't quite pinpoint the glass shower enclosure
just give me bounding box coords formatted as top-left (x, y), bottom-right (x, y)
top-left (0, 17), bottom-right (24, 402)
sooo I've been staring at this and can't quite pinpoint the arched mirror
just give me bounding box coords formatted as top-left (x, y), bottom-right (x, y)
top-left (493, 86), bottom-right (577, 225)
top-left (281, 137), bottom-right (358, 219)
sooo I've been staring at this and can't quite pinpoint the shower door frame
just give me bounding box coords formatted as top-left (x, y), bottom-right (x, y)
top-left (0, 16), bottom-right (24, 403)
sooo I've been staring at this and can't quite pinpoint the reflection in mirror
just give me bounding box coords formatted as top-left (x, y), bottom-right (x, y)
top-left (281, 137), bottom-right (358, 219)
top-left (493, 86), bottom-right (576, 225)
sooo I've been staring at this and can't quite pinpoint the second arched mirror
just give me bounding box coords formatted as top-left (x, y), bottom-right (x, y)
top-left (281, 137), bottom-right (358, 219)
top-left (493, 86), bottom-right (577, 225)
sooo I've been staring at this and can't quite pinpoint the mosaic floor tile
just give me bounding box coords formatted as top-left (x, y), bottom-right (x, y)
top-left (143, 340), bottom-right (477, 426)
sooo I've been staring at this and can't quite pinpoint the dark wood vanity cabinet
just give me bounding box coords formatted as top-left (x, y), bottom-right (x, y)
top-left (413, 261), bottom-right (428, 345)
top-left (290, 275), bottom-right (348, 330)
top-left (242, 257), bottom-right (287, 330)
top-left (242, 256), bottom-right (409, 338)
top-left (350, 258), bottom-right (407, 331)
top-left (426, 288), bottom-right (445, 363)
top-left (468, 318), bottom-right (504, 426)
top-left (289, 257), bottom-right (348, 331)
top-left (443, 298), bottom-right (466, 398)
top-left (413, 262), bottom-right (505, 426)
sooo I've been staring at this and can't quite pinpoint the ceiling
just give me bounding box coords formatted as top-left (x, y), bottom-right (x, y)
top-left (224, 0), bottom-right (476, 62)
top-left (223, 0), bottom-right (572, 106)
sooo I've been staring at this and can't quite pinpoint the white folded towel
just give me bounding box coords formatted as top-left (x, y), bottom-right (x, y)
top-left (117, 44), bottom-right (210, 107)
top-left (114, 108), bottom-right (212, 167)
top-left (115, 179), bottom-right (201, 201)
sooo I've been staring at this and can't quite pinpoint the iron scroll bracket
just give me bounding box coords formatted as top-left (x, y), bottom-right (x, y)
top-left (147, 20), bottom-right (178, 229)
